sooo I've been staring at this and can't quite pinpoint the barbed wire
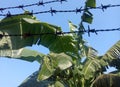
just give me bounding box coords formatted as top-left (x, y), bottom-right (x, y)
top-left (0, 27), bottom-right (119, 39)
top-left (0, 0), bottom-right (67, 12)
top-left (0, 4), bottom-right (120, 17)
top-left (0, 2), bottom-right (120, 38)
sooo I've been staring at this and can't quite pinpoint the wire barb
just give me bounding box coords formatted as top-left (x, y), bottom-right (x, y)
top-left (17, 5), bottom-right (25, 10)
top-left (6, 11), bottom-right (11, 17)
top-left (38, 1), bottom-right (44, 6)
top-left (59, 0), bottom-right (67, 4)
top-left (50, 7), bottom-right (56, 16)
top-left (101, 4), bottom-right (111, 12)
top-left (87, 25), bottom-right (97, 37)
top-left (0, 8), bottom-right (5, 13)
top-left (76, 7), bottom-right (82, 14)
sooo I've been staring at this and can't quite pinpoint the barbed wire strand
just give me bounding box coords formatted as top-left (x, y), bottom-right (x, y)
top-left (0, 4), bottom-right (120, 17)
top-left (0, 27), bottom-right (119, 39)
top-left (0, 0), bottom-right (67, 12)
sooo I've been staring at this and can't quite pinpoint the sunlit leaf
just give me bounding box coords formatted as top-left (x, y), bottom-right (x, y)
top-left (68, 21), bottom-right (77, 32)
top-left (16, 48), bottom-right (45, 63)
top-left (0, 48), bottom-right (44, 63)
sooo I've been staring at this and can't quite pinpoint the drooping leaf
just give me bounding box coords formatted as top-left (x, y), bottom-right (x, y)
top-left (0, 15), bottom-right (77, 54)
top-left (101, 40), bottom-right (120, 68)
top-left (0, 48), bottom-right (45, 63)
top-left (37, 53), bottom-right (73, 81)
top-left (87, 47), bottom-right (98, 59)
top-left (16, 48), bottom-right (45, 63)
top-left (82, 12), bottom-right (93, 24)
top-left (86, 0), bottom-right (96, 8)
top-left (81, 47), bottom-right (103, 80)
top-left (37, 56), bottom-right (55, 81)
top-left (82, 58), bottom-right (102, 80)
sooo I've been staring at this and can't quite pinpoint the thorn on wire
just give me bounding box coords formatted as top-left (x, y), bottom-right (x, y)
top-left (0, 8), bottom-right (4, 13)
top-left (76, 7), bottom-right (82, 14)
top-left (87, 25), bottom-right (90, 37)
top-left (50, 7), bottom-right (56, 16)
top-left (28, 10), bottom-right (33, 15)
top-left (101, 4), bottom-right (110, 12)
top-left (6, 11), bottom-right (11, 17)
top-left (18, 5), bottom-right (24, 10)
top-left (59, 0), bottom-right (67, 4)
top-left (38, 1), bottom-right (44, 6)
top-left (87, 25), bottom-right (97, 37)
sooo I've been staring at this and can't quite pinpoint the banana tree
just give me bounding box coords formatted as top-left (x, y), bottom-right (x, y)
top-left (0, 13), bottom-right (119, 86)
top-left (17, 40), bottom-right (120, 87)
top-left (0, 0), bottom-right (120, 87)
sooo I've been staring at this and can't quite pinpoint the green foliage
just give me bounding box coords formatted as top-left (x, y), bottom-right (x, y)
top-left (16, 48), bottom-right (45, 63)
top-left (0, 48), bottom-right (45, 63)
top-left (81, 0), bottom-right (96, 24)
top-left (100, 40), bottom-right (120, 69)
top-left (0, 0), bottom-right (120, 87)
top-left (86, 0), bottom-right (96, 8)
top-left (0, 15), bottom-right (77, 54)
top-left (82, 12), bottom-right (93, 24)
top-left (102, 40), bottom-right (120, 63)
top-left (18, 41), bottom-right (120, 87)
top-left (37, 53), bottom-right (73, 81)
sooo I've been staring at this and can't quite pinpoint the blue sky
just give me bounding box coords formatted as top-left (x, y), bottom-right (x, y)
top-left (0, 0), bottom-right (120, 87)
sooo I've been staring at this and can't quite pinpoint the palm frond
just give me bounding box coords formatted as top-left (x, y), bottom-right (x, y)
top-left (81, 47), bottom-right (103, 80)
top-left (101, 40), bottom-right (120, 69)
